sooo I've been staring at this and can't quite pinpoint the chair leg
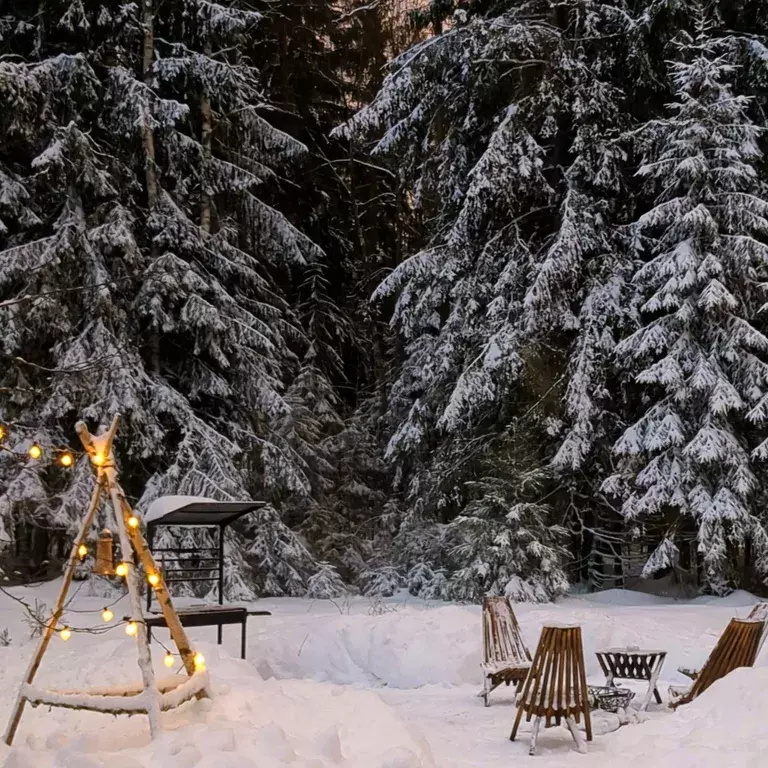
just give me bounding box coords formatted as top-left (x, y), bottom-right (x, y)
top-left (565, 716), bottom-right (587, 754)
top-left (510, 703), bottom-right (525, 741)
top-left (529, 717), bottom-right (542, 756)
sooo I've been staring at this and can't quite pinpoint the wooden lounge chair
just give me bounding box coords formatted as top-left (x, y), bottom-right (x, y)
top-left (479, 596), bottom-right (532, 707)
top-left (678, 602), bottom-right (768, 680)
top-left (510, 624), bottom-right (592, 756)
top-left (669, 617), bottom-right (764, 708)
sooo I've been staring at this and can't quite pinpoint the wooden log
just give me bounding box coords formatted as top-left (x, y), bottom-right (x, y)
top-left (117, 492), bottom-right (197, 676)
top-left (3, 474), bottom-right (106, 746)
top-left (106, 468), bottom-right (161, 737)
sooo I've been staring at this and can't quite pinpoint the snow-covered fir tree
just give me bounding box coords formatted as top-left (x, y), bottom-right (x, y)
top-left (0, 0), bottom-right (327, 594)
top-left (606, 12), bottom-right (768, 594)
top-left (335, 1), bottom-right (646, 599)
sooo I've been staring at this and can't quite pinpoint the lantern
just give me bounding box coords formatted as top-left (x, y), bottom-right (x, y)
top-left (94, 529), bottom-right (115, 575)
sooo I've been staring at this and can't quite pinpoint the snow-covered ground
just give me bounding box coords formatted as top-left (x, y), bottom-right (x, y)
top-left (0, 582), bottom-right (765, 767)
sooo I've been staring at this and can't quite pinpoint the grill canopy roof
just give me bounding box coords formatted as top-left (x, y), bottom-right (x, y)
top-left (145, 496), bottom-right (266, 528)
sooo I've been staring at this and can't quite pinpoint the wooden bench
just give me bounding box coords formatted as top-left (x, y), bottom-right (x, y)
top-left (480, 596), bottom-right (532, 706)
top-left (141, 606), bottom-right (271, 660)
top-left (670, 617), bottom-right (764, 708)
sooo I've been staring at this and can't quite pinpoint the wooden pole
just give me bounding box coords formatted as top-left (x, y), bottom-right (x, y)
top-left (106, 469), bottom-right (161, 737)
top-left (3, 474), bottom-right (105, 745)
top-left (116, 493), bottom-right (198, 676)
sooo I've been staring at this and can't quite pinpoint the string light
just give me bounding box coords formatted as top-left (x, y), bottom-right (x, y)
top-left (92, 452), bottom-right (106, 466)
top-left (164, 652), bottom-right (175, 668)
top-left (102, 607), bottom-right (114, 623)
top-left (28, 444), bottom-right (42, 460)
top-left (59, 627), bottom-right (71, 641)
top-left (125, 621), bottom-right (138, 637)
top-left (115, 562), bottom-right (128, 577)
top-left (0, 425), bottom-right (5, 440)
top-left (193, 652), bottom-right (206, 671)
top-left (59, 452), bottom-right (74, 467)
top-left (127, 516), bottom-right (140, 529)
top-left (147, 572), bottom-right (160, 588)
top-left (77, 544), bottom-right (88, 559)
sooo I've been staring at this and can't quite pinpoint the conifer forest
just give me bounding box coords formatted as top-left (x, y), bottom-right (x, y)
top-left (4, 0), bottom-right (768, 602)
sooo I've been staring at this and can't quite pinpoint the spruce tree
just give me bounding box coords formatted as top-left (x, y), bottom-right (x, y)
top-left (0, 0), bottom-right (324, 594)
top-left (606, 12), bottom-right (768, 594)
top-left (337, 1), bottom-right (642, 599)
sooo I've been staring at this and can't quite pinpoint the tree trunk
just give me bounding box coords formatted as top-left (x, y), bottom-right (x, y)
top-left (142, 0), bottom-right (158, 208)
top-left (200, 44), bottom-right (213, 233)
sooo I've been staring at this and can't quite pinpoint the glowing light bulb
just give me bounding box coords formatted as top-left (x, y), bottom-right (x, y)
top-left (60, 627), bottom-right (71, 642)
top-left (147, 572), bottom-right (160, 588)
top-left (0, 425), bottom-right (6, 440)
top-left (28, 444), bottom-right (42, 460)
top-left (92, 452), bottom-right (105, 466)
top-left (127, 516), bottom-right (140, 529)
top-left (102, 607), bottom-right (114, 623)
top-left (77, 544), bottom-right (88, 559)
top-left (193, 652), bottom-right (206, 671)
top-left (125, 621), bottom-right (138, 637)
top-left (164, 652), bottom-right (175, 668)
top-left (115, 562), bottom-right (128, 577)
top-left (59, 452), bottom-right (74, 467)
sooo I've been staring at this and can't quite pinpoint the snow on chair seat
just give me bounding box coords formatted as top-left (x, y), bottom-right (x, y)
top-left (509, 624), bottom-right (592, 756)
top-left (670, 617), bottom-right (764, 708)
top-left (479, 596), bottom-right (532, 707)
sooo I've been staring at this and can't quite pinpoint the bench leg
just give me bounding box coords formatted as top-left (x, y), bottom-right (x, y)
top-left (642, 666), bottom-right (663, 711)
top-left (241, 620), bottom-right (246, 660)
top-left (217, 624), bottom-right (222, 646)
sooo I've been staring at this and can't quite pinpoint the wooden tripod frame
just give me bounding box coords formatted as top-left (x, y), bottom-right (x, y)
top-left (3, 416), bottom-right (211, 746)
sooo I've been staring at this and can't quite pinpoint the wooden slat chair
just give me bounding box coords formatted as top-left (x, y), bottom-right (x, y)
top-left (669, 618), bottom-right (764, 708)
top-left (678, 603), bottom-right (768, 680)
top-left (510, 624), bottom-right (592, 756)
top-left (479, 597), bottom-right (532, 707)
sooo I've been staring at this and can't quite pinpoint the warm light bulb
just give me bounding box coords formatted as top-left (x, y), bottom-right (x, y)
top-left (59, 452), bottom-right (74, 467)
top-left (127, 516), bottom-right (140, 529)
top-left (60, 627), bottom-right (71, 641)
top-left (92, 452), bottom-right (105, 466)
top-left (147, 572), bottom-right (160, 588)
top-left (0, 425), bottom-right (6, 440)
top-left (28, 444), bottom-right (42, 460)
top-left (193, 652), bottom-right (206, 670)
top-left (77, 544), bottom-right (88, 559)
top-left (102, 607), bottom-right (113, 623)
top-left (125, 621), bottom-right (138, 637)
top-left (115, 562), bottom-right (128, 577)
top-left (164, 652), bottom-right (175, 668)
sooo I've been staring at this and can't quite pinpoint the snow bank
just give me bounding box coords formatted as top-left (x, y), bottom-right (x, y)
top-left (252, 592), bottom-right (767, 690)
top-left (604, 667), bottom-right (768, 768)
top-left (0, 637), bottom-right (434, 768)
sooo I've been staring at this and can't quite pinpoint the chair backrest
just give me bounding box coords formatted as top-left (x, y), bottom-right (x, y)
top-left (747, 603), bottom-right (768, 653)
top-left (515, 624), bottom-right (592, 735)
top-left (680, 618), bottom-right (764, 706)
top-left (482, 596), bottom-right (531, 666)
